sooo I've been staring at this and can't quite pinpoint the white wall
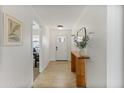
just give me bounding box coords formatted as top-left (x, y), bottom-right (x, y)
top-left (107, 6), bottom-right (124, 88)
top-left (0, 5), bottom-right (50, 88)
top-left (39, 25), bottom-right (50, 72)
top-left (0, 6), bottom-right (33, 88)
top-left (49, 29), bottom-right (71, 61)
top-left (0, 6), bottom-right (2, 72)
top-left (72, 6), bottom-right (107, 87)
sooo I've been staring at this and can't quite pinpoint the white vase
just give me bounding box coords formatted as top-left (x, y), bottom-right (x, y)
top-left (79, 48), bottom-right (87, 56)
top-left (76, 48), bottom-right (80, 53)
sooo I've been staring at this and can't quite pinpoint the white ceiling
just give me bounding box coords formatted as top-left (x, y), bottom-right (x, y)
top-left (32, 5), bottom-right (85, 30)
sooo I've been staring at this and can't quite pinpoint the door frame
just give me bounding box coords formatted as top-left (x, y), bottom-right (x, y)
top-left (32, 20), bottom-right (41, 81)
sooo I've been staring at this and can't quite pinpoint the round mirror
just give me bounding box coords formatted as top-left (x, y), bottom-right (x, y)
top-left (77, 27), bottom-right (87, 39)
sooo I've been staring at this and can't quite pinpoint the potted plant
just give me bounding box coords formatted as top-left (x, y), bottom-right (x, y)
top-left (72, 27), bottom-right (89, 56)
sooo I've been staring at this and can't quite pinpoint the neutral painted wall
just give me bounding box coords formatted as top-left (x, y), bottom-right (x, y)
top-left (49, 29), bottom-right (71, 61)
top-left (39, 25), bottom-right (50, 72)
top-left (0, 6), bottom-right (33, 88)
top-left (107, 6), bottom-right (124, 88)
top-left (0, 5), bottom-right (50, 87)
top-left (72, 6), bottom-right (107, 87)
top-left (0, 6), bottom-right (2, 71)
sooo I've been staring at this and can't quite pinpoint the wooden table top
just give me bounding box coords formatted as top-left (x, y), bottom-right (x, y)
top-left (71, 51), bottom-right (90, 59)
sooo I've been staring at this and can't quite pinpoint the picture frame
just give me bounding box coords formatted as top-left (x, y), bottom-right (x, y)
top-left (4, 13), bottom-right (23, 46)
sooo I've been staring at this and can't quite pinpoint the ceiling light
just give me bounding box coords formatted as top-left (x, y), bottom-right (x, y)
top-left (57, 25), bottom-right (63, 30)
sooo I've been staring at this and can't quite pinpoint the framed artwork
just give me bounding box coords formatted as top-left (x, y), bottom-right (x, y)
top-left (4, 13), bottom-right (23, 46)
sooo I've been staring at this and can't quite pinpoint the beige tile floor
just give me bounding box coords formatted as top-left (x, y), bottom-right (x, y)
top-left (33, 61), bottom-right (76, 88)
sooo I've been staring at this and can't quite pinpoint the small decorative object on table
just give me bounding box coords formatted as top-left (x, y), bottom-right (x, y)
top-left (72, 27), bottom-right (89, 56)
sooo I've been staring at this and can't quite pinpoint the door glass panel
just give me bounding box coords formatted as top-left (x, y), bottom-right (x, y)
top-left (57, 36), bottom-right (65, 43)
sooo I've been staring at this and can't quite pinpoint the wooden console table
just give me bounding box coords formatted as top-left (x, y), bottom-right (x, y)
top-left (71, 51), bottom-right (89, 88)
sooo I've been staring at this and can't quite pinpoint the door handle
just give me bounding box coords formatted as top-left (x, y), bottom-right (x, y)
top-left (56, 46), bottom-right (58, 51)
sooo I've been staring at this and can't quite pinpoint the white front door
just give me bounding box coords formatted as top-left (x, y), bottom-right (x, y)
top-left (56, 35), bottom-right (68, 60)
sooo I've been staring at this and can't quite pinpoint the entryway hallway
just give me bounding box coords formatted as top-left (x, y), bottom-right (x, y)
top-left (0, 5), bottom-right (124, 88)
top-left (33, 61), bottom-right (76, 88)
